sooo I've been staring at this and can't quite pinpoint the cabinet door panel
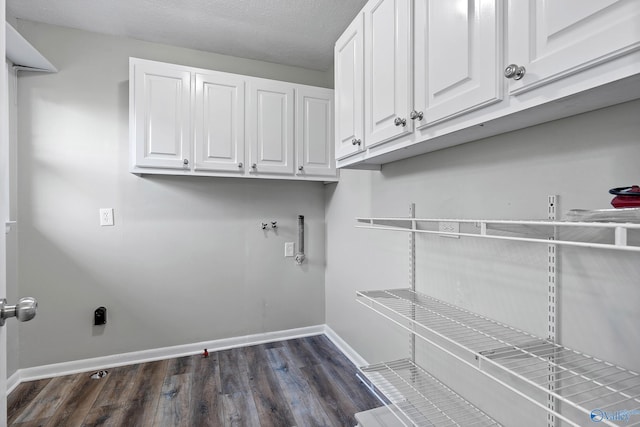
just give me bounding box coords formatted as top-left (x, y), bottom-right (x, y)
top-left (335, 13), bottom-right (364, 160)
top-left (194, 73), bottom-right (245, 173)
top-left (133, 64), bottom-right (191, 169)
top-left (248, 81), bottom-right (294, 175)
top-left (296, 88), bottom-right (335, 178)
top-left (364, 0), bottom-right (412, 147)
top-left (414, 0), bottom-right (501, 127)
top-left (508, 0), bottom-right (640, 94)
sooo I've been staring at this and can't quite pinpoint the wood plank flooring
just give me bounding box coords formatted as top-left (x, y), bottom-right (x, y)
top-left (8, 335), bottom-right (382, 426)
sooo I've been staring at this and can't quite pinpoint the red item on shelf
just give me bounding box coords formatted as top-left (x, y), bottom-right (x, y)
top-left (610, 185), bottom-right (640, 208)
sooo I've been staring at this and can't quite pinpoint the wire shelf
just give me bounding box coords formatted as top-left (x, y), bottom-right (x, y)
top-left (357, 289), bottom-right (640, 427)
top-left (360, 359), bottom-right (501, 427)
top-left (355, 217), bottom-right (640, 252)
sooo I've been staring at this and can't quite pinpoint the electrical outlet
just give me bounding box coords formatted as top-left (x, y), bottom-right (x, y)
top-left (438, 221), bottom-right (459, 238)
top-left (99, 208), bottom-right (114, 226)
top-left (284, 242), bottom-right (295, 257)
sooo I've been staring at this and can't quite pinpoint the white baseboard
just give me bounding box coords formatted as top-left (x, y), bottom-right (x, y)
top-left (9, 324), bottom-right (325, 393)
top-left (7, 371), bottom-right (20, 395)
top-left (323, 324), bottom-right (368, 367)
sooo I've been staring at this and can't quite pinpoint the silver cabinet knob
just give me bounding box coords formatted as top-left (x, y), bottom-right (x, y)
top-left (183, 158), bottom-right (189, 165)
top-left (504, 64), bottom-right (526, 80)
top-left (351, 138), bottom-right (362, 146)
top-left (298, 166), bottom-right (304, 171)
top-left (394, 117), bottom-right (407, 127)
top-left (238, 162), bottom-right (243, 168)
top-left (410, 110), bottom-right (423, 121)
top-left (0, 297), bottom-right (37, 326)
top-left (251, 163), bottom-right (257, 169)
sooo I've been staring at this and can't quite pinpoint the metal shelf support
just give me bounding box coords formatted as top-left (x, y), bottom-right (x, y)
top-left (548, 195), bottom-right (558, 427)
top-left (409, 203), bottom-right (416, 364)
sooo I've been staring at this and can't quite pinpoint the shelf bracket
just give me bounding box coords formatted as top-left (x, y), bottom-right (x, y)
top-left (409, 203), bottom-right (416, 364)
top-left (615, 226), bottom-right (628, 246)
top-left (547, 195), bottom-right (559, 427)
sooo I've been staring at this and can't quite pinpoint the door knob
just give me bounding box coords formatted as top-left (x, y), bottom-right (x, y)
top-left (0, 297), bottom-right (38, 326)
top-left (410, 110), bottom-right (424, 121)
top-left (504, 64), bottom-right (526, 80)
top-left (394, 117), bottom-right (407, 127)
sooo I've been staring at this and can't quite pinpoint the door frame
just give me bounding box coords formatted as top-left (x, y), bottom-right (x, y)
top-left (1, 2), bottom-right (11, 423)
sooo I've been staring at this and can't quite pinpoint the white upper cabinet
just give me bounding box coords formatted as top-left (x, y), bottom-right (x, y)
top-left (507, 0), bottom-right (640, 94)
top-left (130, 58), bottom-right (337, 181)
top-left (334, 12), bottom-right (365, 160)
top-left (334, 0), bottom-right (501, 162)
top-left (334, 0), bottom-right (640, 168)
top-left (364, 0), bottom-right (412, 147)
top-left (194, 72), bottom-right (245, 173)
top-left (247, 80), bottom-right (295, 175)
top-left (131, 60), bottom-right (191, 170)
top-left (414, 0), bottom-right (501, 127)
top-left (296, 87), bottom-right (336, 178)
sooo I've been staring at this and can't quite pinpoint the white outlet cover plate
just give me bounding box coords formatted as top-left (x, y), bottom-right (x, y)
top-left (284, 242), bottom-right (295, 257)
top-left (100, 208), bottom-right (114, 226)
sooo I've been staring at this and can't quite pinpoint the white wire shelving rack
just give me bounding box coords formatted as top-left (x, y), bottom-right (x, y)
top-left (355, 207), bottom-right (640, 427)
top-left (357, 289), bottom-right (640, 427)
top-left (360, 359), bottom-right (500, 426)
top-left (355, 217), bottom-right (640, 253)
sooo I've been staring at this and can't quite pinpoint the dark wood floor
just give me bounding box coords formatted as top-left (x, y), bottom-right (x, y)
top-left (8, 335), bottom-right (381, 426)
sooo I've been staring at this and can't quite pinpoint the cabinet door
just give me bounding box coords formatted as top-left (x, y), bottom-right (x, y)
top-left (296, 87), bottom-right (336, 178)
top-left (131, 60), bottom-right (191, 170)
top-left (507, 0), bottom-right (640, 95)
top-left (194, 72), bottom-right (245, 173)
top-left (334, 13), bottom-right (365, 160)
top-left (364, 0), bottom-right (412, 147)
top-left (414, 0), bottom-right (501, 127)
top-left (247, 80), bottom-right (294, 175)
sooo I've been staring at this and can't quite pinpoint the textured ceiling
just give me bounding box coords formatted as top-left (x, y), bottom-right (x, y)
top-left (7, 0), bottom-right (368, 71)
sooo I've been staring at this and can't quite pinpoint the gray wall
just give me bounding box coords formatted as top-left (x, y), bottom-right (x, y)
top-left (325, 99), bottom-right (640, 425)
top-left (14, 20), bottom-right (329, 369)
